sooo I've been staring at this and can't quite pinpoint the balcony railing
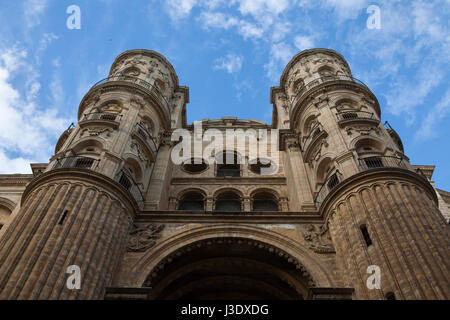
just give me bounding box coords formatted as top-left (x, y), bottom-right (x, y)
top-left (314, 156), bottom-right (431, 210)
top-left (82, 112), bottom-right (123, 123)
top-left (301, 123), bottom-right (326, 153)
top-left (314, 171), bottom-right (343, 209)
top-left (291, 75), bottom-right (370, 113)
top-left (114, 169), bottom-right (144, 205)
top-left (88, 75), bottom-right (170, 117)
top-left (53, 156), bottom-right (100, 171)
top-left (133, 123), bottom-right (158, 154)
top-left (358, 156), bottom-right (408, 171)
top-left (336, 111), bottom-right (377, 124)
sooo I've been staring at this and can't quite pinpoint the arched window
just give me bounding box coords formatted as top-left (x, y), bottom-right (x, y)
top-left (216, 152), bottom-right (240, 177)
top-left (215, 191), bottom-right (241, 212)
top-left (178, 191), bottom-right (205, 211)
top-left (252, 192), bottom-right (279, 212)
top-left (318, 65), bottom-right (335, 77)
top-left (182, 158), bottom-right (208, 174)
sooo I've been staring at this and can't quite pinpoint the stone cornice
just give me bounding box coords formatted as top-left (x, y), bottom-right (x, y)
top-left (320, 168), bottom-right (439, 223)
top-left (77, 82), bottom-right (170, 129)
top-left (0, 175), bottom-right (33, 187)
top-left (110, 49), bottom-right (179, 87)
top-left (20, 169), bottom-right (139, 216)
top-left (291, 81), bottom-right (381, 128)
top-left (135, 210), bottom-right (322, 224)
top-left (280, 49), bottom-right (352, 88)
top-left (170, 177), bottom-right (287, 185)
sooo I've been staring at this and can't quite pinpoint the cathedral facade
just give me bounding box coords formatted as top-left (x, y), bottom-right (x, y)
top-left (0, 48), bottom-right (448, 300)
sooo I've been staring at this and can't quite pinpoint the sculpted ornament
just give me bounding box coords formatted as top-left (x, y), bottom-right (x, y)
top-left (302, 224), bottom-right (335, 254)
top-left (101, 102), bottom-right (122, 114)
top-left (130, 139), bottom-right (150, 166)
top-left (80, 127), bottom-right (112, 138)
top-left (346, 125), bottom-right (381, 136)
top-left (127, 224), bottom-right (165, 253)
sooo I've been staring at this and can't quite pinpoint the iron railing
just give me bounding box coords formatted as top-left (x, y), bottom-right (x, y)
top-left (291, 75), bottom-right (370, 113)
top-left (314, 171), bottom-right (343, 208)
top-left (337, 111), bottom-right (376, 122)
top-left (301, 123), bottom-right (325, 153)
top-left (88, 75), bottom-right (170, 117)
top-left (358, 156), bottom-right (408, 171)
top-left (53, 156), bottom-right (100, 171)
top-left (314, 156), bottom-right (430, 210)
top-left (82, 112), bottom-right (123, 123)
top-left (134, 123), bottom-right (158, 154)
top-left (114, 169), bottom-right (144, 205)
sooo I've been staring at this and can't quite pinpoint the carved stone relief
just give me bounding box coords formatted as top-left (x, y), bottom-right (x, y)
top-left (346, 125), bottom-right (381, 137)
top-left (127, 223), bottom-right (165, 253)
top-left (80, 127), bottom-right (112, 138)
top-left (130, 138), bottom-right (151, 167)
top-left (301, 224), bottom-right (335, 254)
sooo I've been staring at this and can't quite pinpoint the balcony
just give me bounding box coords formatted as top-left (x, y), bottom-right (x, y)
top-left (53, 156), bottom-right (100, 171)
top-left (384, 121), bottom-right (405, 153)
top-left (132, 123), bottom-right (158, 155)
top-left (314, 171), bottom-right (343, 209)
top-left (314, 156), bottom-right (411, 209)
top-left (358, 156), bottom-right (408, 171)
top-left (80, 112), bottom-right (122, 129)
top-left (301, 124), bottom-right (328, 159)
top-left (88, 75), bottom-right (170, 118)
top-left (114, 169), bottom-right (144, 206)
top-left (336, 111), bottom-right (379, 127)
top-left (51, 156), bottom-right (144, 206)
top-left (291, 75), bottom-right (370, 117)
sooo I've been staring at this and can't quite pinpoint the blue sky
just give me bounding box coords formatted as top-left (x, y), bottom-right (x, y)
top-left (0, 0), bottom-right (449, 190)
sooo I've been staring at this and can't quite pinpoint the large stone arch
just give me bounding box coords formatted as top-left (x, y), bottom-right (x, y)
top-left (129, 224), bottom-right (336, 292)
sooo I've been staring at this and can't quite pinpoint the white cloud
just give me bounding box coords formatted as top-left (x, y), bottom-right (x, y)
top-left (0, 45), bottom-right (69, 173)
top-left (213, 54), bottom-right (243, 74)
top-left (415, 89), bottom-right (450, 141)
top-left (294, 35), bottom-right (315, 51)
top-left (234, 0), bottom-right (290, 17)
top-left (264, 42), bottom-right (295, 81)
top-left (164, 0), bottom-right (198, 21)
top-left (320, 0), bottom-right (369, 20)
top-left (199, 11), bottom-right (238, 29)
top-left (24, 0), bottom-right (49, 29)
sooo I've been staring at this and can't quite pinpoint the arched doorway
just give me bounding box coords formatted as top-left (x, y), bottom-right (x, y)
top-left (143, 237), bottom-right (315, 300)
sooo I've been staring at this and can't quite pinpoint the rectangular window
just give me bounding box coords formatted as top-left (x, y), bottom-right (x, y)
top-left (361, 225), bottom-right (373, 247)
top-left (58, 210), bottom-right (69, 225)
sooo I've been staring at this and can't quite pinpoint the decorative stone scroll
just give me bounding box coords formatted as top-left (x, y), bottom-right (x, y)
top-left (302, 224), bottom-right (335, 254)
top-left (127, 223), bottom-right (165, 253)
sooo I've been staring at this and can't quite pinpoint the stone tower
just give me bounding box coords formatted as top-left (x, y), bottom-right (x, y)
top-left (0, 50), bottom-right (188, 299)
top-left (0, 48), bottom-right (448, 300)
top-left (271, 49), bottom-right (449, 299)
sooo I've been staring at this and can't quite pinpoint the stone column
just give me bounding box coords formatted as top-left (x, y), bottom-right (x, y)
top-left (0, 170), bottom-right (135, 300)
top-left (326, 171), bottom-right (450, 300)
top-left (145, 137), bottom-right (173, 210)
top-left (283, 135), bottom-right (316, 211)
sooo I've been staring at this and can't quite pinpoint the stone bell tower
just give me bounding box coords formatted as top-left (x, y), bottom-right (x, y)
top-left (0, 50), bottom-right (188, 299)
top-left (272, 49), bottom-right (449, 299)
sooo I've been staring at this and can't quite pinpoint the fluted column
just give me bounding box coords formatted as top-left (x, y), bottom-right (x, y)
top-left (0, 170), bottom-right (135, 300)
top-left (326, 172), bottom-right (450, 300)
